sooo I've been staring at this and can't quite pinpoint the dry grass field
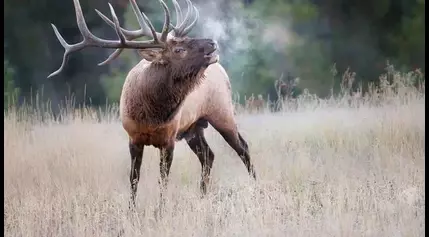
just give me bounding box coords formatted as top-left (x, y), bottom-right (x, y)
top-left (4, 70), bottom-right (425, 237)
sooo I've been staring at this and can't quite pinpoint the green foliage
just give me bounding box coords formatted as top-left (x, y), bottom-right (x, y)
top-left (390, 0), bottom-right (425, 71)
top-left (231, 0), bottom-right (425, 98)
top-left (100, 70), bottom-right (127, 103)
top-left (99, 49), bottom-right (139, 103)
top-left (3, 0), bottom-right (425, 108)
top-left (4, 60), bottom-right (20, 109)
top-left (285, 39), bottom-right (333, 96)
top-left (225, 0), bottom-right (332, 98)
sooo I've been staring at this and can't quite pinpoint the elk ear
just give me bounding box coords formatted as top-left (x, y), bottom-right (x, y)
top-left (137, 49), bottom-right (164, 62)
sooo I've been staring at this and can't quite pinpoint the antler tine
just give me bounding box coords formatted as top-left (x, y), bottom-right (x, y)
top-left (171, 0), bottom-right (183, 28)
top-left (98, 48), bottom-right (124, 66)
top-left (108, 3), bottom-right (127, 44)
top-left (95, 7), bottom-right (139, 66)
top-left (129, 0), bottom-right (152, 36)
top-left (48, 0), bottom-right (165, 78)
top-left (95, 0), bottom-right (162, 41)
top-left (96, 3), bottom-right (127, 67)
top-left (95, 9), bottom-right (145, 40)
top-left (139, 11), bottom-right (162, 43)
top-left (158, 0), bottom-right (171, 42)
top-left (175, 0), bottom-right (193, 36)
top-left (181, 5), bottom-right (199, 36)
top-left (97, 0), bottom-right (172, 43)
top-left (48, 24), bottom-right (87, 78)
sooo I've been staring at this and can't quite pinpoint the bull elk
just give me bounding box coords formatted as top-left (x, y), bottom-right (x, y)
top-left (48, 0), bottom-right (257, 207)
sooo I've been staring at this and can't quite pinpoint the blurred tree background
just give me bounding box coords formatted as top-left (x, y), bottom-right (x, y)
top-left (4, 0), bottom-right (425, 111)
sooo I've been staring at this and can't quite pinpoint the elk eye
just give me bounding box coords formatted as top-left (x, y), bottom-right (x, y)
top-left (173, 47), bottom-right (185, 53)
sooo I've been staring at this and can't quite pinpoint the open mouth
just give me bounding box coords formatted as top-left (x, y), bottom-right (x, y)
top-left (204, 49), bottom-right (217, 58)
top-left (206, 53), bottom-right (219, 64)
top-left (203, 45), bottom-right (219, 64)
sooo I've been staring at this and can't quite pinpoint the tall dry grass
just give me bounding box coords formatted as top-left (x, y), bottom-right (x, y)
top-left (4, 68), bottom-right (425, 237)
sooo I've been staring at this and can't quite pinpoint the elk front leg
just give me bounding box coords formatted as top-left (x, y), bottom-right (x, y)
top-left (159, 145), bottom-right (175, 201)
top-left (155, 145), bottom-right (175, 218)
top-left (129, 141), bottom-right (144, 209)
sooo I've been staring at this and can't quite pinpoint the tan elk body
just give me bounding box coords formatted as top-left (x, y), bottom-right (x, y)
top-left (120, 61), bottom-right (233, 147)
top-left (48, 0), bottom-right (256, 208)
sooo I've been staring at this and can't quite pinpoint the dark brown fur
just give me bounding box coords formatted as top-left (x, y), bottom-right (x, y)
top-left (122, 55), bottom-right (208, 125)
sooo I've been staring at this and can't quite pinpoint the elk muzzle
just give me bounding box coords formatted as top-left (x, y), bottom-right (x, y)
top-left (202, 39), bottom-right (219, 65)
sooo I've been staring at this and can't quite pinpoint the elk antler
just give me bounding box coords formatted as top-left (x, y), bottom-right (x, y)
top-left (95, 0), bottom-right (200, 65)
top-left (48, 0), bottom-right (171, 78)
top-left (170, 0), bottom-right (199, 37)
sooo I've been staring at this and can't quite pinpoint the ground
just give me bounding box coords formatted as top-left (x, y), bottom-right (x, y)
top-left (4, 92), bottom-right (425, 237)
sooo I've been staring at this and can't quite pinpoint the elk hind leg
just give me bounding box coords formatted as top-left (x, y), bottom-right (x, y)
top-left (185, 123), bottom-right (215, 195)
top-left (208, 117), bottom-right (256, 180)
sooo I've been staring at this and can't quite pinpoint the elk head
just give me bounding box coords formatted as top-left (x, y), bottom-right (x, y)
top-left (47, 0), bottom-right (218, 78)
top-left (138, 37), bottom-right (219, 78)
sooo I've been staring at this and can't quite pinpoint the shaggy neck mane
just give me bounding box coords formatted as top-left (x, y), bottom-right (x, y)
top-left (142, 62), bottom-right (206, 125)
